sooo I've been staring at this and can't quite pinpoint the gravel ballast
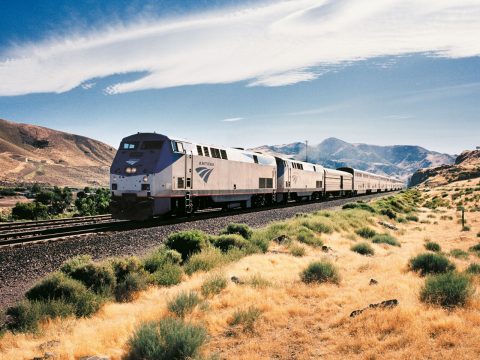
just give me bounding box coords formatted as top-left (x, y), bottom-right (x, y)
top-left (0, 193), bottom-right (392, 311)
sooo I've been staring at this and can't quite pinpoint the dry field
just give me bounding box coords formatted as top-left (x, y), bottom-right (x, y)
top-left (1, 180), bottom-right (480, 360)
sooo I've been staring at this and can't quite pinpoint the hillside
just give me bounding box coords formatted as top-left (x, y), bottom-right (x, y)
top-left (252, 137), bottom-right (455, 181)
top-left (0, 118), bottom-right (115, 187)
top-left (2, 186), bottom-right (480, 359)
top-left (410, 149), bottom-right (480, 186)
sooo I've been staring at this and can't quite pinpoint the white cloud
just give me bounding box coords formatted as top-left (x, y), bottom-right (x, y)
top-left (81, 82), bottom-right (96, 90)
top-left (1, 0), bottom-right (480, 96)
top-left (222, 117), bottom-right (243, 122)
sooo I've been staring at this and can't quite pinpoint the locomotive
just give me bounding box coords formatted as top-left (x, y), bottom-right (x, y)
top-left (110, 133), bottom-right (404, 220)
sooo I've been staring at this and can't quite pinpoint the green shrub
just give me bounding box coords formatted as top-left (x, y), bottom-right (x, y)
top-left (397, 216), bottom-right (406, 223)
top-left (351, 242), bottom-right (375, 256)
top-left (380, 208), bottom-right (397, 219)
top-left (143, 248), bottom-right (182, 273)
top-left (450, 249), bottom-right (469, 259)
top-left (6, 300), bottom-right (76, 333)
top-left (289, 244), bottom-right (306, 257)
top-left (465, 263), bottom-right (480, 274)
top-left (425, 241), bottom-right (441, 252)
top-left (248, 232), bottom-right (270, 253)
top-left (342, 202), bottom-right (376, 213)
top-left (212, 234), bottom-right (251, 252)
top-left (468, 243), bottom-right (480, 252)
top-left (60, 255), bottom-right (116, 296)
top-left (201, 274), bottom-right (227, 298)
top-left (355, 227), bottom-right (376, 239)
top-left (165, 230), bottom-right (209, 261)
top-left (406, 215), bottom-right (419, 222)
top-left (228, 306), bottom-right (262, 333)
top-left (295, 226), bottom-right (323, 247)
top-left (167, 291), bottom-right (202, 318)
top-left (245, 273), bottom-right (271, 288)
top-left (151, 263), bottom-right (183, 286)
top-left (221, 223), bottom-right (253, 239)
top-left (300, 219), bottom-right (333, 234)
top-left (372, 234), bottom-right (401, 247)
top-left (420, 272), bottom-right (473, 308)
top-left (300, 261), bottom-right (340, 284)
top-left (462, 225), bottom-right (471, 231)
top-left (409, 253), bottom-right (456, 276)
top-left (115, 272), bottom-right (148, 302)
top-left (25, 272), bottom-right (100, 317)
top-left (110, 256), bottom-right (144, 281)
top-left (184, 247), bottom-right (226, 275)
top-left (12, 202), bottom-right (49, 220)
top-left (126, 317), bottom-right (208, 360)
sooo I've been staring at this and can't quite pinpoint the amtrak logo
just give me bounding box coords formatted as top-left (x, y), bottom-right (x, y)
top-left (126, 159), bottom-right (139, 165)
top-left (196, 167), bottom-right (214, 183)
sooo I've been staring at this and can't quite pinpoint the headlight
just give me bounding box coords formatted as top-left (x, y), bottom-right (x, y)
top-left (143, 175), bottom-right (148, 182)
top-left (125, 167), bottom-right (137, 174)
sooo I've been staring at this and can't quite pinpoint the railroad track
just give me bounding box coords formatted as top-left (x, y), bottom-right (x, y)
top-left (0, 192), bottom-right (398, 247)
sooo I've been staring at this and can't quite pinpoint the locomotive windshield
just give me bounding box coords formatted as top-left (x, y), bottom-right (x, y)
top-left (121, 141), bottom-right (139, 150)
top-left (141, 140), bottom-right (164, 150)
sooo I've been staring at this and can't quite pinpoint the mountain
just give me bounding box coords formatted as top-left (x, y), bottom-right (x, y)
top-left (410, 150), bottom-right (480, 186)
top-left (251, 137), bottom-right (455, 181)
top-left (0, 118), bottom-right (115, 187)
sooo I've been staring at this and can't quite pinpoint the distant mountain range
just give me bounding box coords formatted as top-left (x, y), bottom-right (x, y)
top-left (0, 118), bottom-right (115, 187)
top-left (252, 137), bottom-right (455, 181)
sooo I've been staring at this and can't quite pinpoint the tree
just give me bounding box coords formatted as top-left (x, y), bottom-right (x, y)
top-left (12, 202), bottom-right (49, 220)
top-left (75, 188), bottom-right (111, 216)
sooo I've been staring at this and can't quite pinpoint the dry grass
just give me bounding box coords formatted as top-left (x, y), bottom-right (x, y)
top-left (1, 182), bottom-right (480, 359)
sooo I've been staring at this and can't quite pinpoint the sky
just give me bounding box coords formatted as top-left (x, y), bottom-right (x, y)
top-left (0, 0), bottom-right (479, 155)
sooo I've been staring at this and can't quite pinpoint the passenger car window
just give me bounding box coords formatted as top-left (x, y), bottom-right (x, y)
top-left (197, 145), bottom-right (203, 156)
top-left (220, 149), bottom-right (228, 160)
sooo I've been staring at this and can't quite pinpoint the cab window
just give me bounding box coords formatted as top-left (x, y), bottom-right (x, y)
top-left (141, 141), bottom-right (164, 150)
top-left (171, 141), bottom-right (185, 153)
top-left (121, 142), bottom-right (139, 150)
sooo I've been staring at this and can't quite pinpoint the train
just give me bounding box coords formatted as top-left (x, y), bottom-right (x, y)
top-left (109, 133), bottom-right (405, 220)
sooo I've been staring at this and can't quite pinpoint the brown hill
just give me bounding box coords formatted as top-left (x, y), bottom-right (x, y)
top-left (409, 149), bottom-right (480, 186)
top-left (0, 118), bottom-right (115, 187)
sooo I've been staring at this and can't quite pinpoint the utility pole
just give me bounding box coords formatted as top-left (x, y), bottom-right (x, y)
top-left (305, 140), bottom-right (308, 162)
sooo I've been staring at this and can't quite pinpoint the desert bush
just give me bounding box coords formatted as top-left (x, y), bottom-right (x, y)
top-left (25, 272), bottom-right (101, 317)
top-left (110, 256), bottom-right (144, 281)
top-left (289, 244), bottom-right (306, 257)
top-left (12, 202), bottom-right (49, 220)
top-left (295, 226), bottom-right (323, 247)
top-left (425, 241), bottom-right (441, 252)
top-left (6, 300), bottom-right (75, 333)
top-left (167, 291), bottom-right (201, 318)
top-left (409, 253), bottom-right (456, 276)
top-left (143, 248), bottom-right (182, 273)
top-left (351, 242), bottom-right (374, 256)
top-left (228, 306), bottom-right (262, 333)
top-left (342, 202), bottom-right (376, 213)
top-left (212, 234), bottom-right (251, 252)
top-left (165, 230), bottom-right (209, 261)
top-left (380, 208), bottom-right (397, 219)
top-left (60, 255), bottom-right (116, 296)
top-left (300, 261), bottom-right (340, 284)
top-left (420, 272), bottom-right (473, 308)
top-left (450, 249), bottom-right (469, 259)
top-left (245, 273), bottom-right (271, 288)
top-left (406, 215), bottom-right (419, 222)
top-left (355, 227), bottom-right (376, 239)
top-left (184, 247), bottom-right (226, 275)
top-left (300, 218), bottom-right (333, 234)
top-left (466, 263), bottom-right (480, 274)
top-left (201, 274), bottom-right (227, 298)
top-left (115, 272), bottom-right (148, 302)
top-left (247, 231), bottom-right (271, 253)
top-left (468, 243), bottom-right (480, 253)
top-left (372, 234), bottom-right (401, 247)
top-left (221, 223), bottom-right (253, 239)
top-left (126, 317), bottom-right (208, 360)
top-left (462, 225), bottom-right (471, 231)
top-left (396, 216), bottom-right (406, 223)
top-left (150, 263), bottom-right (183, 286)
